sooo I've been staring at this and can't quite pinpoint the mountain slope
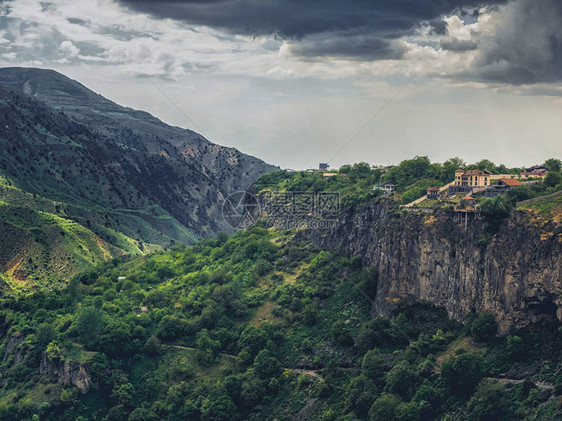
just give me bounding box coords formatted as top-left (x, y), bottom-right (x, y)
top-left (0, 67), bottom-right (275, 196)
top-left (0, 224), bottom-right (561, 420)
top-left (0, 68), bottom-right (277, 289)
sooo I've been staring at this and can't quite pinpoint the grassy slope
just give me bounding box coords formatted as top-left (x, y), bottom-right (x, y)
top-left (0, 177), bottom-right (145, 292)
top-left (0, 89), bottom-right (202, 290)
top-left (0, 160), bottom-right (199, 292)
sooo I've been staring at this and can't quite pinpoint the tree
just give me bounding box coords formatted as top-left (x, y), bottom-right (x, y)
top-left (76, 307), bottom-right (103, 346)
top-left (157, 314), bottom-right (187, 340)
top-left (144, 336), bottom-right (162, 356)
top-left (474, 159), bottom-right (496, 173)
top-left (254, 259), bottom-right (272, 276)
top-left (68, 276), bottom-right (81, 304)
top-left (36, 323), bottom-right (56, 348)
top-left (302, 303), bottom-right (319, 326)
top-left (104, 405), bottom-right (127, 421)
top-left (479, 196), bottom-right (513, 220)
top-left (200, 393), bottom-right (238, 421)
top-left (253, 349), bottom-right (282, 379)
top-left (216, 231), bottom-right (229, 244)
top-left (362, 349), bottom-right (385, 381)
top-left (98, 321), bottom-right (133, 356)
top-left (466, 380), bottom-right (514, 421)
top-left (196, 329), bottom-right (221, 365)
top-left (46, 340), bottom-right (62, 360)
top-left (387, 313), bottom-right (410, 344)
top-left (344, 375), bottom-right (378, 417)
top-left (331, 320), bottom-right (353, 345)
top-left (543, 158), bottom-right (562, 172)
top-left (348, 162), bottom-right (372, 181)
top-left (385, 360), bottom-right (419, 399)
top-left (111, 382), bottom-right (135, 406)
top-left (441, 352), bottom-right (484, 395)
top-left (442, 157), bottom-right (466, 181)
top-left (413, 380), bottom-right (441, 419)
top-left (470, 313), bottom-right (497, 342)
top-left (128, 407), bottom-right (159, 421)
top-left (544, 171), bottom-right (562, 187)
top-left (238, 325), bottom-right (268, 357)
top-left (506, 335), bottom-right (525, 360)
top-left (508, 185), bottom-right (534, 202)
top-left (369, 393), bottom-right (402, 421)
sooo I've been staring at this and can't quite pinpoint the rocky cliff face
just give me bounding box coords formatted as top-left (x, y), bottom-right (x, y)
top-left (40, 354), bottom-right (91, 394)
top-left (299, 201), bottom-right (561, 333)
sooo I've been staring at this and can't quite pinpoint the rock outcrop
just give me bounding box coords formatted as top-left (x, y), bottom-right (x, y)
top-left (40, 354), bottom-right (92, 394)
top-left (2, 333), bottom-right (29, 366)
top-left (299, 201), bottom-right (561, 333)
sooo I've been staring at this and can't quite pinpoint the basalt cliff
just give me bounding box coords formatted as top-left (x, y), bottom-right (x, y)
top-left (300, 201), bottom-right (561, 333)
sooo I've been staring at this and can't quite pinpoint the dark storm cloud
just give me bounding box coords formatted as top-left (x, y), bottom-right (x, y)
top-left (289, 33), bottom-right (407, 60)
top-left (118, 0), bottom-right (506, 57)
top-left (427, 18), bottom-right (448, 36)
top-left (118, 0), bottom-right (562, 85)
top-left (471, 0), bottom-right (562, 84)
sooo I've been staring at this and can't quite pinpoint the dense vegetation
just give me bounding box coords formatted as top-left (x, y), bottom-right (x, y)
top-left (254, 156), bottom-right (539, 206)
top-left (1, 224), bottom-right (561, 420)
top-left (1, 156), bottom-right (561, 420)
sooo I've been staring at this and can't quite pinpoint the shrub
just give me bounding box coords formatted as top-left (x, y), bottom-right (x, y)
top-left (470, 313), bottom-right (497, 343)
top-left (196, 329), bottom-right (221, 365)
top-left (441, 352), bottom-right (484, 395)
top-left (385, 361), bottom-right (419, 399)
top-left (369, 393), bottom-right (402, 421)
top-left (466, 380), bottom-right (514, 421)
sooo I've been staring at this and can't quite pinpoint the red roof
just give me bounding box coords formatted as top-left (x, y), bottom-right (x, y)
top-left (463, 195), bottom-right (475, 200)
top-left (427, 187), bottom-right (440, 192)
top-left (499, 178), bottom-right (522, 186)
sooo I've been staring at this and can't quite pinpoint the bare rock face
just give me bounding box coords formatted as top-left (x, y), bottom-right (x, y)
top-left (2, 333), bottom-right (29, 366)
top-left (300, 202), bottom-right (561, 333)
top-left (40, 353), bottom-right (91, 394)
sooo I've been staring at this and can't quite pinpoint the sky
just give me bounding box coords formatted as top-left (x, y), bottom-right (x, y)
top-left (0, 0), bottom-right (561, 169)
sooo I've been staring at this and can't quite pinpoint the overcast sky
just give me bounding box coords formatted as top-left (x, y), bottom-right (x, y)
top-left (0, 0), bottom-right (561, 169)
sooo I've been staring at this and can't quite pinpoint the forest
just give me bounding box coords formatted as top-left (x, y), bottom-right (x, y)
top-left (1, 219), bottom-right (561, 420)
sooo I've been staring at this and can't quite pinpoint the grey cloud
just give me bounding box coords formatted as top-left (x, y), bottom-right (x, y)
top-left (440, 37), bottom-right (478, 52)
top-left (118, 0), bottom-right (507, 59)
top-left (426, 19), bottom-right (448, 36)
top-left (289, 33), bottom-right (406, 60)
top-left (471, 0), bottom-right (562, 84)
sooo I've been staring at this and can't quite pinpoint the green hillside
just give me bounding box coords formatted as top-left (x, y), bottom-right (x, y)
top-left (0, 87), bottom-right (198, 289)
top-left (1, 224), bottom-right (561, 420)
top-left (0, 170), bottom-right (191, 292)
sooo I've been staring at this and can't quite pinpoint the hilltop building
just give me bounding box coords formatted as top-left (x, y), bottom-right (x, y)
top-left (374, 165), bottom-right (394, 174)
top-left (454, 169), bottom-right (492, 187)
top-left (520, 165), bottom-right (548, 178)
top-left (427, 186), bottom-right (440, 200)
top-left (373, 181), bottom-right (395, 194)
top-left (449, 169), bottom-right (520, 194)
top-left (486, 178), bottom-right (522, 197)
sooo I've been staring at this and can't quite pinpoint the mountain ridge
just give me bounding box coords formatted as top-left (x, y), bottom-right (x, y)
top-left (0, 67), bottom-right (278, 289)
